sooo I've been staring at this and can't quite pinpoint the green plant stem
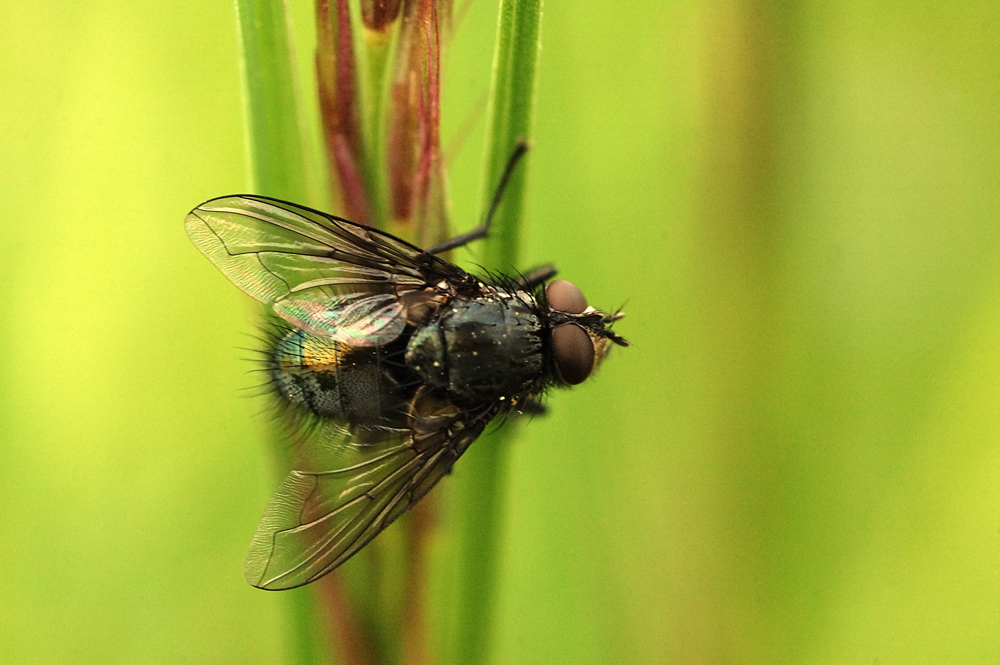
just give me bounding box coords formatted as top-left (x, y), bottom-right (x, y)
top-left (236, 0), bottom-right (309, 201)
top-left (447, 2), bottom-right (543, 664)
top-left (478, 0), bottom-right (542, 272)
top-left (234, 2), bottom-right (319, 665)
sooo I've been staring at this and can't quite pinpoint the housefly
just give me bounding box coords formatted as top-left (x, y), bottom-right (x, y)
top-left (185, 144), bottom-right (627, 589)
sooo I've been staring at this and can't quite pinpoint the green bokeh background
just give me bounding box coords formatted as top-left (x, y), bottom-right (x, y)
top-left (2, 1), bottom-right (999, 663)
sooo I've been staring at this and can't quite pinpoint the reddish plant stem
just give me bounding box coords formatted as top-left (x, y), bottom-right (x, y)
top-left (316, 572), bottom-right (373, 665)
top-left (317, 0), bottom-right (372, 224)
top-left (386, 0), bottom-right (449, 246)
top-left (361, 0), bottom-right (403, 33)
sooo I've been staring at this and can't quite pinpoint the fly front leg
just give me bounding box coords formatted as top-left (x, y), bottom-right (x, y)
top-left (518, 264), bottom-right (558, 291)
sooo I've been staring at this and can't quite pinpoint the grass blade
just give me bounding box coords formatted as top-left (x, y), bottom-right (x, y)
top-left (236, 0), bottom-right (309, 201)
top-left (446, 2), bottom-right (543, 664)
top-left (234, 2), bottom-right (321, 664)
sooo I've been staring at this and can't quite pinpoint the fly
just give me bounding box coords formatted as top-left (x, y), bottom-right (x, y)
top-left (185, 143), bottom-right (628, 589)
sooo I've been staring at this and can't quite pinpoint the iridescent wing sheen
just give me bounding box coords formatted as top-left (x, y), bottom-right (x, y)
top-left (244, 412), bottom-right (491, 590)
top-left (185, 195), bottom-right (466, 346)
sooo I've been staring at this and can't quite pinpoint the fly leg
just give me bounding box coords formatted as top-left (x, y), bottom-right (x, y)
top-left (515, 397), bottom-right (547, 417)
top-left (426, 140), bottom-right (530, 255)
top-left (517, 264), bottom-right (558, 291)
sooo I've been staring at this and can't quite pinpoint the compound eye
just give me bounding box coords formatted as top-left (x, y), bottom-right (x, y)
top-left (546, 280), bottom-right (588, 314)
top-left (553, 323), bottom-right (595, 385)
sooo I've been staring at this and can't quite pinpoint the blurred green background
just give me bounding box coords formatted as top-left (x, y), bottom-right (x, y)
top-left (2, 1), bottom-right (999, 663)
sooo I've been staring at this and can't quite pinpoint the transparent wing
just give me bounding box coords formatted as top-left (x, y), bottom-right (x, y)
top-left (244, 410), bottom-right (490, 590)
top-left (185, 195), bottom-right (465, 345)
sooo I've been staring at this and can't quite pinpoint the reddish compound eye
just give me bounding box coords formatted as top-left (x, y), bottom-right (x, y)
top-left (553, 323), bottom-right (595, 385)
top-left (547, 280), bottom-right (594, 384)
top-left (546, 279), bottom-right (588, 314)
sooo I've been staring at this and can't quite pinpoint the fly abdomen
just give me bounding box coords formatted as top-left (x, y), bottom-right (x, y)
top-left (269, 328), bottom-right (413, 428)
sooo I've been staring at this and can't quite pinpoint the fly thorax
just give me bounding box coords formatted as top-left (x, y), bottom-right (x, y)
top-left (405, 296), bottom-right (543, 405)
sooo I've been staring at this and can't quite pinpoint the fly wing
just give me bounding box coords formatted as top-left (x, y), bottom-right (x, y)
top-left (185, 195), bottom-right (466, 345)
top-left (244, 405), bottom-right (492, 590)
